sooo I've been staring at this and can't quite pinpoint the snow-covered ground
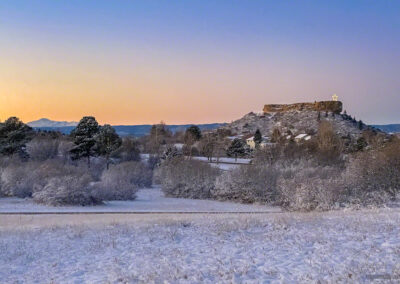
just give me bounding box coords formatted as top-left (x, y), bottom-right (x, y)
top-left (140, 154), bottom-right (248, 170)
top-left (141, 154), bottom-right (251, 165)
top-left (209, 162), bottom-right (241, 171)
top-left (192, 156), bottom-right (251, 164)
top-left (193, 156), bottom-right (250, 171)
top-left (0, 187), bottom-right (277, 213)
top-left (1, 210), bottom-right (399, 283)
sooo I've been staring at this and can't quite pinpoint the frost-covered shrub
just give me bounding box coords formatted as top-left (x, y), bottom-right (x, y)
top-left (26, 137), bottom-right (59, 161)
top-left (342, 141), bottom-right (400, 206)
top-left (159, 157), bottom-right (220, 199)
top-left (73, 157), bottom-right (107, 181)
top-left (32, 173), bottom-right (98, 206)
top-left (275, 160), bottom-right (344, 211)
top-left (213, 164), bottom-right (279, 203)
top-left (96, 161), bottom-right (152, 200)
top-left (0, 159), bottom-right (101, 205)
top-left (0, 161), bottom-right (39, 197)
top-left (277, 175), bottom-right (343, 211)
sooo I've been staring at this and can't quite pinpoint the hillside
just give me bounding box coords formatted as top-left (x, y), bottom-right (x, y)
top-left (220, 101), bottom-right (375, 141)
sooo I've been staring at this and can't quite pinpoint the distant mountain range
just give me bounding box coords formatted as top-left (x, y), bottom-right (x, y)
top-left (371, 124), bottom-right (400, 134)
top-left (26, 118), bottom-right (400, 136)
top-left (28, 118), bottom-right (78, 128)
top-left (27, 118), bottom-right (226, 136)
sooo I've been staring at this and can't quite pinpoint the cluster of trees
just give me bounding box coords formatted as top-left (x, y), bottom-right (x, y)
top-left (158, 120), bottom-right (400, 211)
top-left (0, 116), bottom-right (149, 205)
top-left (70, 116), bottom-right (122, 169)
top-left (0, 116), bottom-right (124, 169)
top-left (1, 113), bottom-right (397, 211)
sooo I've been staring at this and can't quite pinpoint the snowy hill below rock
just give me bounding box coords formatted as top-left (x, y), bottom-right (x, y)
top-left (219, 101), bottom-right (385, 143)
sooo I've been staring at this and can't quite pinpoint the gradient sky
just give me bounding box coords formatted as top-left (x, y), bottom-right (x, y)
top-left (0, 1), bottom-right (399, 125)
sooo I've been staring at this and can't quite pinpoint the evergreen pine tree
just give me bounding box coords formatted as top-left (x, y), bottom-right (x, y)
top-left (0, 117), bottom-right (33, 157)
top-left (70, 116), bottom-right (100, 167)
top-left (226, 138), bottom-right (246, 161)
top-left (95, 124), bottom-right (122, 169)
top-left (254, 129), bottom-right (262, 145)
top-left (185, 125), bottom-right (202, 141)
top-left (358, 120), bottom-right (364, 130)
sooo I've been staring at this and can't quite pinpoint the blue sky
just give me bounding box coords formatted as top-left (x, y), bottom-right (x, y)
top-left (0, 1), bottom-right (399, 124)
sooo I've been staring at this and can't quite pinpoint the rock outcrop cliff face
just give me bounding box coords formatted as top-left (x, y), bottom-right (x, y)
top-left (263, 101), bottom-right (342, 114)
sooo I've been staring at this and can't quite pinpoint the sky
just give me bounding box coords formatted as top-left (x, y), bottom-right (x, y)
top-left (0, 1), bottom-right (399, 125)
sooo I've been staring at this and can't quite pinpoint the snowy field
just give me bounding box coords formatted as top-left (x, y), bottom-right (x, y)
top-left (1, 210), bottom-right (400, 283)
top-left (0, 187), bottom-right (276, 213)
top-left (192, 156), bottom-right (252, 164)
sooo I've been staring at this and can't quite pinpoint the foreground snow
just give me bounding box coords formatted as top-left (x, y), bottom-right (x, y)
top-left (1, 210), bottom-right (399, 283)
top-left (0, 187), bottom-right (277, 213)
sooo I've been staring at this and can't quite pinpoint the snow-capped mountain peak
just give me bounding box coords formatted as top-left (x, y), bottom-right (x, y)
top-left (27, 118), bottom-right (78, 128)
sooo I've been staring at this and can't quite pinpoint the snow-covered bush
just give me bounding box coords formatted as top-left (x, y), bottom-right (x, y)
top-left (32, 173), bottom-right (99, 206)
top-left (213, 164), bottom-right (279, 203)
top-left (75, 157), bottom-right (106, 181)
top-left (96, 161), bottom-right (152, 200)
top-left (159, 157), bottom-right (220, 199)
top-left (0, 159), bottom-right (101, 205)
top-left (0, 161), bottom-right (39, 197)
top-left (274, 159), bottom-right (345, 211)
top-left (342, 140), bottom-right (400, 206)
top-left (277, 174), bottom-right (343, 211)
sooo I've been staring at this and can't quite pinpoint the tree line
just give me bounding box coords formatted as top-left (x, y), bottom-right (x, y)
top-left (0, 116), bottom-right (122, 169)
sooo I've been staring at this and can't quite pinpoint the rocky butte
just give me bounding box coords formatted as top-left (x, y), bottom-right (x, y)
top-left (219, 100), bottom-right (375, 144)
top-left (263, 101), bottom-right (343, 114)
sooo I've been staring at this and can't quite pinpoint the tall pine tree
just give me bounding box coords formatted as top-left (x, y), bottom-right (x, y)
top-left (254, 129), bottom-right (262, 146)
top-left (184, 125), bottom-right (202, 142)
top-left (70, 116), bottom-right (100, 167)
top-left (226, 138), bottom-right (246, 161)
top-left (95, 124), bottom-right (122, 169)
top-left (0, 117), bottom-right (33, 157)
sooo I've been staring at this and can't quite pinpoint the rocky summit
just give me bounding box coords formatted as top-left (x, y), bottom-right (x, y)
top-left (263, 101), bottom-right (343, 114)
